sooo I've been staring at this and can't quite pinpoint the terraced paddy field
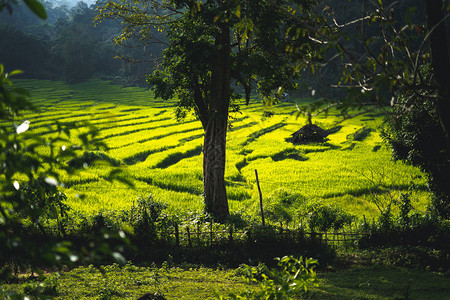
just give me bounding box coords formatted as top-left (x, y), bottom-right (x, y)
top-left (16, 78), bottom-right (430, 222)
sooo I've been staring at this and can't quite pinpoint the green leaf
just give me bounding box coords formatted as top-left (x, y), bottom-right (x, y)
top-left (236, 5), bottom-right (241, 19)
top-left (112, 252), bottom-right (126, 265)
top-left (9, 70), bottom-right (23, 77)
top-left (23, 0), bottom-right (47, 19)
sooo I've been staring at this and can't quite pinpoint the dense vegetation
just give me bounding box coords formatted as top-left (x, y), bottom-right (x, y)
top-left (2, 78), bottom-right (449, 298)
top-left (1, 0), bottom-right (450, 298)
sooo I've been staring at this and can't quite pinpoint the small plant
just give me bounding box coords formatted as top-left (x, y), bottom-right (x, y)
top-left (23, 276), bottom-right (59, 297)
top-left (268, 188), bottom-right (305, 206)
top-left (95, 285), bottom-right (124, 300)
top-left (11, 179), bottom-right (70, 235)
top-left (398, 193), bottom-right (413, 227)
top-left (307, 204), bottom-right (354, 232)
top-left (265, 188), bottom-right (306, 228)
top-left (218, 256), bottom-right (318, 299)
top-left (265, 203), bottom-right (293, 228)
top-left (127, 195), bottom-right (168, 242)
top-left (225, 212), bottom-right (249, 229)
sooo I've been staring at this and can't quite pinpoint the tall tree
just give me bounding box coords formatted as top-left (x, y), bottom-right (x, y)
top-left (97, 0), bottom-right (322, 220)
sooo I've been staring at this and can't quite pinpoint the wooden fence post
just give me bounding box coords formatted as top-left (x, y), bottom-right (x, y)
top-left (187, 226), bottom-right (192, 248)
top-left (343, 228), bottom-right (347, 252)
top-left (197, 223), bottom-right (200, 246)
top-left (229, 226), bottom-right (233, 244)
top-left (210, 220), bottom-right (213, 247)
top-left (255, 169), bottom-right (265, 226)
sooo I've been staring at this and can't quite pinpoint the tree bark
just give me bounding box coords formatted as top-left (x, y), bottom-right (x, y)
top-left (425, 0), bottom-right (450, 146)
top-left (202, 25), bottom-right (231, 221)
top-left (203, 114), bottom-right (229, 221)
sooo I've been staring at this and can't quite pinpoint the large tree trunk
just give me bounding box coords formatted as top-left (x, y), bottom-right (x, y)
top-left (203, 114), bottom-right (229, 220)
top-left (202, 25), bottom-right (231, 221)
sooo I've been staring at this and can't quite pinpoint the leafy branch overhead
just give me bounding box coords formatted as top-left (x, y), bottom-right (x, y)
top-left (300, 0), bottom-right (450, 115)
top-left (0, 0), bottom-right (46, 19)
top-left (96, 0), bottom-right (325, 110)
top-left (301, 0), bottom-right (450, 218)
top-left (1, 64), bottom-right (132, 276)
top-left (96, 0), bottom-right (326, 219)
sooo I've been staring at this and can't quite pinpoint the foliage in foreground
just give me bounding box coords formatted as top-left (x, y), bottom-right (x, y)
top-left (1, 257), bottom-right (318, 300)
top-left (1, 193), bottom-right (336, 271)
top-left (2, 259), bottom-right (450, 299)
top-left (357, 211), bottom-right (450, 271)
top-left (218, 256), bottom-right (318, 300)
top-left (1, 263), bottom-right (253, 299)
top-left (1, 64), bottom-right (131, 283)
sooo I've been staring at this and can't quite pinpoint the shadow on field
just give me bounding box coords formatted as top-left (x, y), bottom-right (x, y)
top-left (235, 148), bottom-right (308, 173)
top-left (241, 123), bottom-right (287, 147)
top-left (322, 184), bottom-right (429, 199)
top-left (137, 177), bottom-right (202, 195)
top-left (313, 266), bottom-right (450, 299)
top-left (123, 146), bottom-right (178, 165)
top-left (154, 145), bottom-right (203, 169)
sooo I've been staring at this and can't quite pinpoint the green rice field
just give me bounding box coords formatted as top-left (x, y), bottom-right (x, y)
top-left (16, 78), bottom-right (430, 222)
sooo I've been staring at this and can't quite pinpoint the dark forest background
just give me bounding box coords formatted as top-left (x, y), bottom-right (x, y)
top-left (1, 0), bottom-right (448, 95)
top-left (0, 0), bottom-right (163, 85)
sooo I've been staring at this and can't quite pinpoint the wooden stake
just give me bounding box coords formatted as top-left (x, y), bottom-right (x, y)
top-left (210, 220), bottom-right (213, 247)
top-left (255, 169), bottom-right (265, 226)
top-left (187, 226), bottom-right (192, 248)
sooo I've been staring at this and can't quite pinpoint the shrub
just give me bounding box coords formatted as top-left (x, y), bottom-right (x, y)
top-left (8, 179), bottom-right (70, 235)
top-left (126, 195), bottom-right (168, 242)
top-left (268, 188), bottom-right (306, 206)
top-left (265, 203), bottom-right (293, 227)
top-left (264, 189), bottom-right (307, 228)
top-left (307, 204), bottom-right (354, 232)
top-left (225, 212), bottom-right (249, 229)
top-left (356, 199), bottom-right (450, 271)
top-left (23, 276), bottom-right (59, 297)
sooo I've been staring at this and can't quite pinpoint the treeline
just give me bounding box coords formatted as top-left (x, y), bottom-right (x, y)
top-left (0, 1), bottom-right (163, 85)
top-left (1, 0), bottom-right (447, 93)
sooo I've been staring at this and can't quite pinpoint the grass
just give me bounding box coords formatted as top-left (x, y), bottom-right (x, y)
top-left (14, 78), bottom-right (429, 220)
top-left (2, 264), bottom-right (449, 299)
top-left (1, 264), bottom-right (255, 299)
top-left (314, 266), bottom-right (450, 299)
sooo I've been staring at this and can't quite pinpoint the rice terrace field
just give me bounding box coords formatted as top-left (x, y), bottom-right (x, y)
top-left (4, 78), bottom-right (449, 300)
top-left (17, 78), bottom-right (429, 222)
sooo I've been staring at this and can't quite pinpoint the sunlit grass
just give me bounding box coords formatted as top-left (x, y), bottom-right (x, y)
top-left (16, 78), bottom-right (431, 221)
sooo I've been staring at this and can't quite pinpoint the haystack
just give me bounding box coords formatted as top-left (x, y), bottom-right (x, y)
top-left (290, 124), bottom-right (328, 144)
